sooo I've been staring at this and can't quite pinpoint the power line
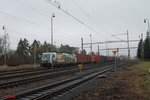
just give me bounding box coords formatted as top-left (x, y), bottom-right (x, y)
top-left (15, 0), bottom-right (50, 18)
top-left (45, 0), bottom-right (103, 36)
top-left (0, 10), bottom-right (49, 30)
top-left (99, 47), bottom-right (138, 50)
top-left (111, 34), bottom-right (126, 42)
top-left (71, 0), bottom-right (108, 39)
top-left (16, 0), bottom-right (106, 38)
top-left (83, 40), bottom-right (140, 45)
top-left (71, 0), bottom-right (96, 24)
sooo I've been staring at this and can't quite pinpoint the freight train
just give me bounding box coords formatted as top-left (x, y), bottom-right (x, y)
top-left (40, 52), bottom-right (121, 67)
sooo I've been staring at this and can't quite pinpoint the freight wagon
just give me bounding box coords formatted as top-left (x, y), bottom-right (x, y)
top-left (75, 54), bottom-right (91, 64)
top-left (41, 52), bottom-right (121, 68)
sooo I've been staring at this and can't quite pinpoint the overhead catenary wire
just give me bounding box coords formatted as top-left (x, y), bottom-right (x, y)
top-left (1, 1), bottom-right (89, 36)
top-left (0, 11), bottom-right (50, 30)
top-left (0, 10), bottom-right (68, 43)
top-left (10, 0), bottom-right (107, 38)
top-left (0, 10), bottom-right (52, 48)
top-left (111, 35), bottom-right (126, 42)
top-left (45, 0), bottom-right (105, 37)
top-left (71, 0), bottom-right (96, 24)
top-left (15, 0), bottom-right (50, 18)
top-left (71, 0), bottom-right (108, 39)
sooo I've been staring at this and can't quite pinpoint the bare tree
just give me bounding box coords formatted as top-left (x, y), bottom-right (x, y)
top-left (0, 36), bottom-right (4, 56)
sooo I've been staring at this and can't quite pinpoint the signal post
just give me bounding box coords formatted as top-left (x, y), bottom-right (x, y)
top-left (112, 50), bottom-right (117, 72)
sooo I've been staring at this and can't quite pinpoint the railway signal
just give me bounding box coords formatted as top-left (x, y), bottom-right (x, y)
top-left (78, 64), bottom-right (83, 72)
top-left (112, 50), bottom-right (117, 72)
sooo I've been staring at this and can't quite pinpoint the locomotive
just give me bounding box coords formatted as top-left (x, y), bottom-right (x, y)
top-left (41, 52), bottom-right (76, 67)
top-left (41, 52), bottom-right (121, 68)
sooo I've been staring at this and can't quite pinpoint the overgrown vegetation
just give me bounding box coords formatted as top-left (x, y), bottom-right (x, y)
top-left (133, 61), bottom-right (150, 97)
top-left (74, 61), bottom-right (150, 100)
top-left (137, 31), bottom-right (150, 60)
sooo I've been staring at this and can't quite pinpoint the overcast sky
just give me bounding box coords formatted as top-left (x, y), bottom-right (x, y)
top-left (0, 0), bottom-right (150, 57)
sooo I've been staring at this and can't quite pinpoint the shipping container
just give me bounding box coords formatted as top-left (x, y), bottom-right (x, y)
top-left (91, 55), bottom-right (101, 63)
top-left (101, 56), bottom-right (107, 62)
top-left (76, 54), bottom-right (91, 64)
top-left (107, 56), bottom-right (113, 62)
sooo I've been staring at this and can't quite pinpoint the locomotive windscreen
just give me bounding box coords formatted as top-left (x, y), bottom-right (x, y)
top-left (41, 53), bottom-right (51, 61)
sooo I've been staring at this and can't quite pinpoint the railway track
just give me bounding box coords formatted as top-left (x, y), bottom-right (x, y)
top-left (0, 67), bottom-right (43, 76)
top-left (1, 62), bottom-right (115, 75)
top-left (0, 63), bottom-right (109, 89)
top-left (2, 63), bottom-right (126, 100)
top-left (0, 67), bottom-right (75, 80)
top-left (0, 68), bottom-right (45, 76)
top-left (0, 62), bottom-right (118, 80)
top-left (0, 68), bottom-right (76, 89)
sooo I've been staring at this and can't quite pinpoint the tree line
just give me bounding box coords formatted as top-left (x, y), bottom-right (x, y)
top-left (137, 31), bottom-right (150, 60)
top-left (0, 38), bottom-right (86, 66)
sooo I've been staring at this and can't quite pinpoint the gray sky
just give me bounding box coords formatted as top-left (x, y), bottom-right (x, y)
top-left (0, 0), bottom-right (150, 57)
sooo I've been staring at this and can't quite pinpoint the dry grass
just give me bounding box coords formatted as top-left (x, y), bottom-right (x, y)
top-left (0, 64), bottom-right (40, 71)
top-left (74, 61), bottom-right (150, 100)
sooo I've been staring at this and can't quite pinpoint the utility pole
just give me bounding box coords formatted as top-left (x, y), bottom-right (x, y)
top-left (106, 41), bottom-right (108, 56)
top-left (51, 13), bottom-right (55, 68)
top-left (81, 38), bottom-right (83, 54)
top-left (90, 34), bottom-right (92, 54)
top-left (34, 43), bottom-right (37, 68)
top-left (127, 30), bottom-right (130, 65)
top-left (98, 45), bottom-right (100, 55)
top-left (117, 48), bottom-right (119, 58)
top-left (144, 18), bottom-right (150, 48)
top-left (141, 33), bottom-right (144, 60)
top-left (115, 54), bottom-right (117, 72)
top-left (2, 26), bottom-right (7, 67)
top-left (111, 32), bottom-right (130, 64)
top-left (112, 50), bottom-right (117, 72)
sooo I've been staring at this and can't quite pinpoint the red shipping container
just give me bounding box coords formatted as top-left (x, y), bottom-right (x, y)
top-left (91, 55), bottom-right (95, 62)
top-left (90, 55), bottom-right (101, 63)
top-left (95, 55), bottom-right (101, 63)
top-left (76, 54), bottom-right (89, 64)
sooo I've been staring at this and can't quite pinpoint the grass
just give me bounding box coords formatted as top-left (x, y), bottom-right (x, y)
top-left (0, 64), bottom-right (40, 71)
top-left (74, 61), bottom-right (150, 100)
top-left (131, 61), bottom-right (150, 96)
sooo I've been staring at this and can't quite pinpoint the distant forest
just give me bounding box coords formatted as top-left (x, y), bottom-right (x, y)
top-left (137, 31), bottom-right (150, 60)
top-left (0, 38), bottom-right (86, 66)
